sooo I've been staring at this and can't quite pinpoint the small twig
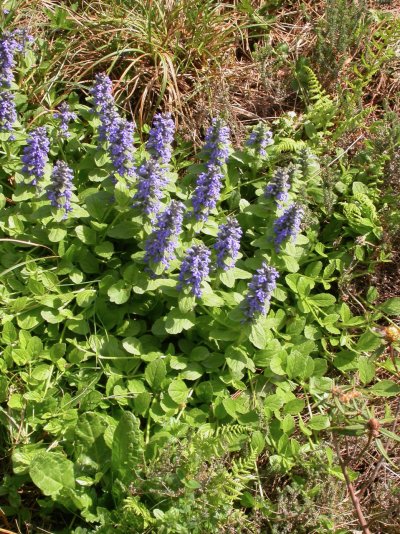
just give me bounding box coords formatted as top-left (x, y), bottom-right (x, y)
top-left (333, 436), bottom-right (371, 534)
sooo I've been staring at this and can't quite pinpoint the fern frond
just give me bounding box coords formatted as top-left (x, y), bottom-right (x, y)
top-left (274, 138), bottom-right (306, 153)
top-left (303, 65), bottom-right (327, 103)
top-left (123, 496), bottom-right (155, 526)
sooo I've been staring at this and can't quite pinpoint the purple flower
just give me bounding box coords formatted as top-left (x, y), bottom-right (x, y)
top-left (246, 123), bottom-right (273, 157)
top-left (47, 161), bottom-right (74, 218)
top-left (264, 167), bottom-right (291, 207)
top-left (178, 244), bottom-right (211, 298)
top-left (0, 91), bottom-right (16, 133)
top-left (90, 73), bottom-right (119, 142)
top-left (242, 263), bottom-right (279, 320)
top-left (192, 164), bottom-right (224, 221)
top-left (144, 200), bottom-right (185, 270)
top-left (133, 159), bottom-right (169, 216)
top-left (108, 117), bottom-right (135, 179)
top-left (273, 203), bottom-right (304, 251)
top-left (54, 102), bottom-right (77, 139)
top-left (146, 112), bottom-right (175, 164)
top-left (214, 217), bottom-right (242, 270)
top-left (204, 117), bottom-right (230, 167)
top-left (0, 29), bottom-right (33, 88)
top-left (21, 127), bottom-right (50, 185)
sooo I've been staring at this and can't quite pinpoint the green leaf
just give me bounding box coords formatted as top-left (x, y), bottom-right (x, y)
top-left (95, 241), bottom-right (114, 258)
top-left (134, 391), bottom-right (152, 415)
top-left (168, 380), bottom-right (189, 405)
top-left (145, 359), bottom-right (166, 390)
top-left (75, 412), bottom-right (108, 448)
top-left (356, 331), bottom-right (382, 352)
top-left (107, 222), bottom-right (139, 239)
top-left (29, 452), bottom-right (75, 496)
top-left (2, 322), bottom-right (17, 344)
top-left (108, 281), bottom-right (131, 304)
top-left (201, 291), bottom-right (224, 307)
top-left (122, 337), bottom-right (142, 356)
top-left (85, 191), bottom-right (112, 221)
top-left (282, 255), bottom-right (299, 273)
top-left (358, 357), bottom-right (375, 385)
top-left (283, 398), bottom-right (305, 415)
top-left (75, 225), bottom-right (97, 245)
top-left (308, 415), bottom-right (330, 431)
top-left (219, 269), bottom-right (236, 288)
top-left (264, 394), bottom-right (284, 412)
top-left (370, 380), bottom-right (400, 397)
top-left (225, 346), bottom-right (247, 375)
top-left (165, 308), bottom-right (196, 334)
top-left (249, 320), bottom-right (269, 349)
top-left (48, 227), bottom-right (67, 242)
top-left (112, 412), bottom-right (144, 482)
top-left (378, 298), bottom-right (400, 315)
top-left (76, 289), bottom-right (96, 308)
top-left (307, 293), bottom-right (336, 307)
top-left (334, 350), bottom-right (358, 372)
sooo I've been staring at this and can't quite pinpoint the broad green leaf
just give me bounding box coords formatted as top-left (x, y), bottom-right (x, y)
top-left (283, 398), bottom-right (305, 415)
top-left (75, 225), bottom-right (97, 245)
top-left (122, 337), bottom-right (142, 355)
top-left (108, 281), bottom-right (131, 304)
top-left (30, 452), bottom-right (75, 496)
top-left (2, 322), bottom-right (17, 344)
top-left (356, 331), bottom-right (382, 352)
top-left (48, 227), bottom-right (67, 242)
top-left (264, 394), bottom-right (284, 412)
top-left (165, 308), bottom-right (195, 334)
top-left (145, 359), bottom-right (166, 390)
top-left (219, 269), bottom-right (236, 288)
top-left (168, 380), bottom-right (189, 405)
top-left (370, 380), bottom-right (400, 397)
top-left (308, 415), bottom-right (330, 431)
top-left (249, 320), bottom-right (269, 349)
top-left (358, 357), bottom-right (375, 385)
top-left (112, 412), bottom-right (144, 482)
top-left (76, 289), bottom-right (96, 308)
top-left (75, 412), bottom-right (108, 448)
top-left (307, 293), bottom-right (336, 307)
top-left (282, 255), bottom-right (299, 273)
top-left (378, 298), bottom-right (400, 315)
top-left (201, 291), bottom-right (224, 307)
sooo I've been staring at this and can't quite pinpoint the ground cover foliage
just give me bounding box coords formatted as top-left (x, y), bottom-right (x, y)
top-left (0, 1), bottom-right (399, 534)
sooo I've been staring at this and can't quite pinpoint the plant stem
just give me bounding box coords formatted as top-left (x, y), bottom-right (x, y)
top-left (333, 436), bottom-right (371, 534)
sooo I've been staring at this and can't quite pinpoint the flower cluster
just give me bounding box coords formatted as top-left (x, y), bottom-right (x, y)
top-left (192, 164), bottom-right (224, 221)
top-left (0, 29), bottom-right (33, 88)
top-left (204, 118), bottom-right (230, 167)
top-left (264, 167), bottom-right (291, 207)
top-left (246, 123), bottom-right (273, 157)
top-left (146, 112), bottom-right (175, 164)
top-left (273, 203), bottom-right (304, 251)
top-left (54, 102), bottom-right (77, 139)
top-left (90, 73), bottom-right (119, 142)
top-left (192, 118), bottom-right (231, 221)
top-left (242, 263), bottom-right (279, 320)
top-left (46, 161), bottom-right (74, 218)
top-left (0, 91), bottom-right (16, 133)
top-left (133, 160), bottom-right (169, 216)
top-left (178, 244), bottom-right (211, 297)
top-left (214, 217), bottom-right (242, 270)
top-left (108, 118), bottom-right (136, 180)
top-left (0, 29), bottom-right (32, 133)
top-left (144, 200), bottom-right (185, 270)
top-left (21, 127), bottom-right (50, 185)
